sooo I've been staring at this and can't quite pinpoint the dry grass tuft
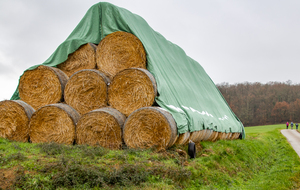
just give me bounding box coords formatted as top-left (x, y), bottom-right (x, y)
top-left (123, 107), bottom-right (177, 149)
top-left (57, 43), bottom-right (97, 77)
top-left (64, 69), bottom-right (110, 115)
top-left (96, 31), bottom-right (146, 79)
top-left (29, 103), bottom-right (80, 144)
top-left (76, 107), bottom-right (126, 149)
top-left (19, 65), bottom-right (68, 110)
top-left (108, 68), bottom-right (157, 117)
top-left (0, 100), bottom-right (35, 142)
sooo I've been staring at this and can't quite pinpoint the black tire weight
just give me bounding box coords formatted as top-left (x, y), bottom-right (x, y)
top-left (188, 141), bottom-right (196, 159)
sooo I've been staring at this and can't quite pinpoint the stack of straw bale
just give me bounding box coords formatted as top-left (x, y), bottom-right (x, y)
top-left (0, 31), bottom-right (240, 150)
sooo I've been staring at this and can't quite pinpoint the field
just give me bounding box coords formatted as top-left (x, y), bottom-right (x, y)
top-left (0, 124), bottom-right (300, 189)
top-left (245, 124), bottom-right (286, 134)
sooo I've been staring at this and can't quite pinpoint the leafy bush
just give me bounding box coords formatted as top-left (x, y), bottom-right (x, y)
top-left (0, 152), bottom-right (27, 165)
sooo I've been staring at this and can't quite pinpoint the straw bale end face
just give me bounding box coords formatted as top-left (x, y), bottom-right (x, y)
top-left (29, 103), bottom-right (80, 144)
top-left (76, 107), bottom-right (126, 149)
top-left (123, 107), bottom-right (177, 150)
top-left (57, 43), bottom-right (97, 77)
top-left (96, 31), bottom-right (147, 79)
top-left (64, 69), bottom-right (110, 115)
top-left (0, 100), bottom-right (35, 142)
top-left (108, 68), bottom-right (157, 117)
top-left (19, 65), bottom-right (68, 110)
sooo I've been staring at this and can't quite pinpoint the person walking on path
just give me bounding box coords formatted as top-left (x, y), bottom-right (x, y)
top-left (286, 122), bottom-right (289, 129)
top-left (296, 123), bottom-right (299, 130)
top-left (291, 122), bottom-right (294, 130)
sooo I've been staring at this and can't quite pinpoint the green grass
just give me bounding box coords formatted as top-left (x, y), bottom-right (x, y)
top-left (245, 124), bottom-right (286, 134)
top-left (0, 124), bottom-right (300, 189)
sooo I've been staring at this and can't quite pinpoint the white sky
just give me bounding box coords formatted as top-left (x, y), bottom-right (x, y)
top-left (1, 0), bottom-right (300, 100)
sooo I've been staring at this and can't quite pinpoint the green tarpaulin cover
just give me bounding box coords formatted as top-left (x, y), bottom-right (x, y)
top-left (11, 2), bottom-right (245, 138)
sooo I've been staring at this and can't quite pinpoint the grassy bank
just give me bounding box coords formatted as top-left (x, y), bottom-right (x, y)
top-left (0, 124), bottom-right (299, 189)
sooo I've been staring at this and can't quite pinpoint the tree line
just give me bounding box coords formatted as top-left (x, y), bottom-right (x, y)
top-left (216, 81), bottom-right (300, 127)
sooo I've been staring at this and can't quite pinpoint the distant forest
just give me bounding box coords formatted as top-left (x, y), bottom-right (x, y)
top-left (217, 81), bottom-right (300, 127)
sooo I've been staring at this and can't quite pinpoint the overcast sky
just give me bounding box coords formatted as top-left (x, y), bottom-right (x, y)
top-left (1, 0), bottom-right (300, 100)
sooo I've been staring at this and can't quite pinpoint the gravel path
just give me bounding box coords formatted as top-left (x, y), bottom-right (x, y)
top-left (281, 129), bottom-right (300, 157)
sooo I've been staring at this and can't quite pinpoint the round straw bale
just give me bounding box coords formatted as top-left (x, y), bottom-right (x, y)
top-left (230, 132), bottom-right (240, 140)
top-left (123, 107), bottom-right (177, 149)
top-left (203, 129), bottom-right (213, 141)
top-left (216, 132), bottom-right (224, 140)
top-left (219, 132), bottom-right (228, 140)
top-left (190, 129), bottom-right (208, 143)
top-left (224, 133), bottom-right (231, 140)
top-left (199, 129), bottom-right (208, 141)
top-left (188, 131), bottom-right (197, 143)
top-left (57, 43), bottom-right (97, 77)
top-left (211, 132), bottom-right (219, 142)
top-left (189, 130), bottom-right (202, 143)
top-left (229, 133), bottom-right (235, 140)
top-left (29, 103), bottom-right (80, 144)
top-left (207, 131), bottom-right (218, 141)
top-left (236, 132), bottom-right (241, 139)
top-left (226, 133), bottom-right (232, 140)
top-left (96, 31), bottom-right (146, 79)
top-left (64, 69), bottom-right (110, 115)
top-left (0, 100), bottom-right (35, 142)
top-left (76, 107), bottom-right (126, 149)
top-left (175, 132), bottom-right (190, 145)
top-left (218, 132), bottom-right (224, 140)
top-left (108, 68), bottom-right (157, 117)
top-left (19, 65), bottom-right (68, 110)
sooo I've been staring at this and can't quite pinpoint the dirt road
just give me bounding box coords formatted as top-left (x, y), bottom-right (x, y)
top-left (281, 129), bottom-right (300, 157)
